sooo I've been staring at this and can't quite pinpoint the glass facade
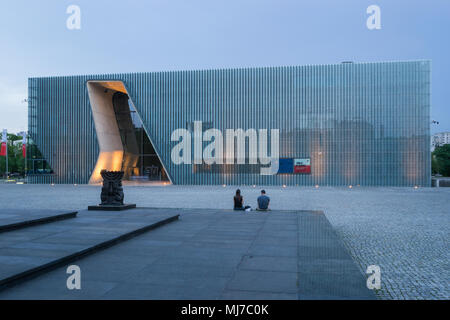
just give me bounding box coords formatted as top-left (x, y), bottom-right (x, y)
top-left (27, 60), bottom-right (431, 186)
top-left (112, 93), bottom-right (169, 182)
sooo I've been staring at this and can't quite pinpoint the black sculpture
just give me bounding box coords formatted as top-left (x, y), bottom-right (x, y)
top-left (88, 170), bottom-right (136, 211)
top-left (100, 170), bottom-right (125, 205)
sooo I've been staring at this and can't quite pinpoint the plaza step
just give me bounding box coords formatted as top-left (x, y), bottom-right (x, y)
top-left (0, 210), bottom-right (78, 233)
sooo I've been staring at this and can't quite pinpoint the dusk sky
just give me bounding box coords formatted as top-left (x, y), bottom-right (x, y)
top-left (0, 0), bottom-right (448, 134)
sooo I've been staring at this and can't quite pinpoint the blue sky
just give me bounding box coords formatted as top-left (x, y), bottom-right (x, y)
top-left (0, 0), bottom-right (448, 133)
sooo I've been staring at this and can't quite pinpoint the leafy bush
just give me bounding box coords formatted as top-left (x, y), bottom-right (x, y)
top-left (432, 144), bottom-right (450, 177)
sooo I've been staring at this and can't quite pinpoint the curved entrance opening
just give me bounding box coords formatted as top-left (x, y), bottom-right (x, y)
top-left (87, 81), bottom-right (170, 185)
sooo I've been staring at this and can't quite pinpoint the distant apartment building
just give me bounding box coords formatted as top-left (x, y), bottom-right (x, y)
top-left (431, 132), bottom-right (450, 151)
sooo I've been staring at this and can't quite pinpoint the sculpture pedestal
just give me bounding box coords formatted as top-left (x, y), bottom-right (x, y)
top-left (88, 204), bottom-right (136, 211)
top-left (89, 170), bottom-right (136, 211)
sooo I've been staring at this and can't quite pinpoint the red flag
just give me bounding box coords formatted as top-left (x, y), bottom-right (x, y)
top-left (22, 135), bottom-right (26, 158)
top-left (0, 143), bottom-right (5, 157)
top-left (0, 129), bottom-right (6, 157)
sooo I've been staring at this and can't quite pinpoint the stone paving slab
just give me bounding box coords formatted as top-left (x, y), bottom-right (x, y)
top-left (0, 208), bottom-right (179, 289)
top-left (0, 208), bottom-right (375, 299)
top-left (0, 209), bottom-right (77, 233)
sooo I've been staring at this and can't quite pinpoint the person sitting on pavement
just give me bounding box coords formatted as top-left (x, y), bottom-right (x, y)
top-left (256, 190), bottom-right (270, 211)
top-left (233, 189), bottom-right (251, 211)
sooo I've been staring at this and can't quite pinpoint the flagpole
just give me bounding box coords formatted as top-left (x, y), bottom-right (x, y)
top-left (5, 134), bottom-right (8, 179)
top-left (1, 129), bottom-right (9, 179)
top-left (24, 134), bottom-right (27, 179)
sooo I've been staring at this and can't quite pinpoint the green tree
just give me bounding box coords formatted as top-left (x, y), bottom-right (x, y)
top-left (0, 133), bottom-right (26, 176)
top-left (432, 144), bottom-right (450, 177)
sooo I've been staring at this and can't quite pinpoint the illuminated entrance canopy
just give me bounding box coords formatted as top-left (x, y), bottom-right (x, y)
top-left (87, 81), bottom-right (170, 184)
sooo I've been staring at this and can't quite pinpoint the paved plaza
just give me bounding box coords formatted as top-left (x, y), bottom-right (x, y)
top-left (0, 184), bottom-right (449, 299)
top-left (0, 208), bottom-right (373, 299)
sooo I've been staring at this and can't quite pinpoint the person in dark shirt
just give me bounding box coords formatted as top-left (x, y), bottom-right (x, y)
top-left (233, 189), bottom-right (251, 211)
top-left (257, 190), bottom-right (270, 210)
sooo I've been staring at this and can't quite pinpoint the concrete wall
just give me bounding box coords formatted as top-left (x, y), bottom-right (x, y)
top-left (87, 82), bottom-right (124, 184)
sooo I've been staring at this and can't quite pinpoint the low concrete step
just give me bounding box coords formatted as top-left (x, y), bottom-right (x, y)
top-left (0, 210), bottom-right (78, 233)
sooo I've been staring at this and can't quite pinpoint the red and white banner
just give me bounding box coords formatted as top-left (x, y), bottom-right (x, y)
top-left (294, 158), bottom-right (311, 174)
top-left (22, 134), bottom-right (26, 158)
top-left (0, 129), bottom-right (6, 157)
